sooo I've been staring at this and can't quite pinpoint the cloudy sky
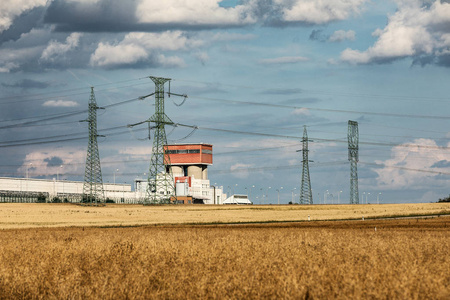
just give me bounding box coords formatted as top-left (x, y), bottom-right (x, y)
top-left (1, 0), bottom-right (450, 204)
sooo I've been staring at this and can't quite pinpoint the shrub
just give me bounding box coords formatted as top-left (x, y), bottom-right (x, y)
top-left (438, 195), bottom-right (450, 203)
top-left (36, 193), bottom-right (46, 203)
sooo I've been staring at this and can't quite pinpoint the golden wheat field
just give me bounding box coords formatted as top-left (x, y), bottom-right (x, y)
top-left (0, 202), bottom-right (449, 228)
top-left (0, 217), bottom-right (448, 299)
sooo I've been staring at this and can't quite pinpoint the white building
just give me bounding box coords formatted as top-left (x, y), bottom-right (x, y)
top-left (0, 144), bottom-right (231, 204)
top-left (145, 143), bottom-right (228, 204)
top-left (223, 194), bottom-right (252, 205)
top-left (0, 177), bottom-right (135, 203)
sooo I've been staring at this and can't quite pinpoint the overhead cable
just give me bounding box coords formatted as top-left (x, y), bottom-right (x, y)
top-left (189, 95), bottom-right (450, 120)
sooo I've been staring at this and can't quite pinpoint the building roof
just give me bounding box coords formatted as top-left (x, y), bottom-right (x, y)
top-left (223, 195), bottom-right (252, 205)
top-left (167, 143), bottom-right (212, 147)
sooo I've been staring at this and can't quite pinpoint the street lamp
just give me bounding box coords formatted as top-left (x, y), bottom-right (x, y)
top-left (26, 163), bottom-right (32, 179)
top-left (249, 185), bottom-right (255, 203)
top-left (267, 186), bottom-right (271, 204)
top-left (57, 165), bottom-right (63, 181)
top-left (123, 182), bottom-right (126, 203)
top-left (277, 187), bottom-right (283, 205)
top-left (114, 169), bottom-right (119, 185)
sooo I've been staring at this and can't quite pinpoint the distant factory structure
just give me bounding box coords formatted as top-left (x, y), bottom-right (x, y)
top-left (0, 178), bottom-right (132, 203)
top-left (137, 143), bottom-right (241, 204)
top-left (0, 143), bottom-right (250, 205)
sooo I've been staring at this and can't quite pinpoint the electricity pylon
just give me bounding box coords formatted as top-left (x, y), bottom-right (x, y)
top-left (146, 76), bottom-right (175, 204)
top-left (348, 120), bottom-right (359, 204)
top-left (299, 126), bottom-right (313, 204)
top-left (82, 87), bottom-right (105, 205)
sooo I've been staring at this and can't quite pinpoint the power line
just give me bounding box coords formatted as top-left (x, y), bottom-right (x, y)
top-left (172, 77), bottom-right (450, 103)
top-left (3, 159), bottom-right (450, 178)
top-left (360, 162), bottom-right (450, 176)
top-left (0, 125), bottom-right (148, 148)
top-left (162, 122), bottom-right (450, 151)
top-left (0, 78), bottom-right (146, 105)
top-left (2, 114), bottom-right (448, 152)
top-left (0, 97), bottom-right (140, 130)
top-left (188, 95), bottom-right (450, 120)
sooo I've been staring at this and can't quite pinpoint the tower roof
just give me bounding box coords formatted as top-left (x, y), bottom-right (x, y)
top-left (165, 144), bottom-right (213, 165)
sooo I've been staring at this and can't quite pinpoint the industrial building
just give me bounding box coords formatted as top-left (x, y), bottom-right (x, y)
top-left (0, 177), bottom-right (134, 203)
top-left (136, 143), bottom-right (229, 204)
top-left (222, 194), bottom-right (252, 205)
top-left (0, 143), bottom-right (239, 204)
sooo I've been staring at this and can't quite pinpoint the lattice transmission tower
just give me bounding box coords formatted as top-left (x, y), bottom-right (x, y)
top-left (299, 126), bottom-right (313, 204)
top-left (146, 76), bottom-right (175, 204)
top-left (348, 120), bottom-right (359, 204)
top-left (82, 87), bottom-right (105, 205)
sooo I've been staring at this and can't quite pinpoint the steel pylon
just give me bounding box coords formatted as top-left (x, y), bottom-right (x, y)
top-left (146, 76), bottom-right (175, 204)
top-left (348, 120), bottom-right (359, 204)
top-left (82, 87), bottom-right (105, 205)
top-left (300, 126), bottom-right (313, 204)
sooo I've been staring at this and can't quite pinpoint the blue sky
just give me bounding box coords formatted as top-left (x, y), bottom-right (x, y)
top-left (1, 0), bottom-right (450, 204)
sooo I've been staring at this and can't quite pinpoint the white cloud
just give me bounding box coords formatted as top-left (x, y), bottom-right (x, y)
top-left (341, 0), bottom-right (450, 64)
top-left (19, 148), bottom-right (85, 178)
top-left (136, 0), bottom-right (367, 28)
top-left (329, 30), bottom-right (356, 42)
top-left (259, 56), bottom-right (309, 64)
top-left (90, 31), bottom-right (198, 68)
top-left (118, 147), bottom-right (151, 157)
top-left (292, 108), bottom-right (311, 116)
top-left (194, 52), bottom-right (210, 65)
top-left (65, 0), bottom-right (101, 3)
top-left (374, 138), bottom-right (450, 190)
top-left (136, 0), bottom-right (255, 26)
top-left (90, 42), bottom-right (148, 67)
top-left (0, 0), bottom-right (46, 33)
top-left (123, 31), bottom-right (204, 51)
top-left (275, 0), bottom-right (366, 24)
top-left (209, 32), bottom-right (257, 42)
top-left (230, 163), bottom-right (253, 179)
top-left (156, 54), bottom-right (186, 68)
top-left (0, 43), bottom-right (43, 72)
top-left (42, 100), bottom-right (79, 107)
top-left (0, 62), bottom-right (19, 73)
top-left (40, 33), bottom-right (83, 62)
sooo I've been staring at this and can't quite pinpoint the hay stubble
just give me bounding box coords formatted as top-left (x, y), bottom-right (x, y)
top-left (0, 218), bottom-right (448, 299)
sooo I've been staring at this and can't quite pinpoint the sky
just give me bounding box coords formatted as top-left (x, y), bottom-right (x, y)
top-left (1, 0), bottom-right (450, 204)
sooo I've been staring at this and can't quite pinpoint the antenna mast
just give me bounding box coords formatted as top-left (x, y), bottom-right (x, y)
top-left (348, 120), bottom-right (359, 204)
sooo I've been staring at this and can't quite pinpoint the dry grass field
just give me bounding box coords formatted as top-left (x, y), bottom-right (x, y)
top-left (0, 202), bottom-right (449, 228)
top-left (0, 217), bottom-right (448, 299)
